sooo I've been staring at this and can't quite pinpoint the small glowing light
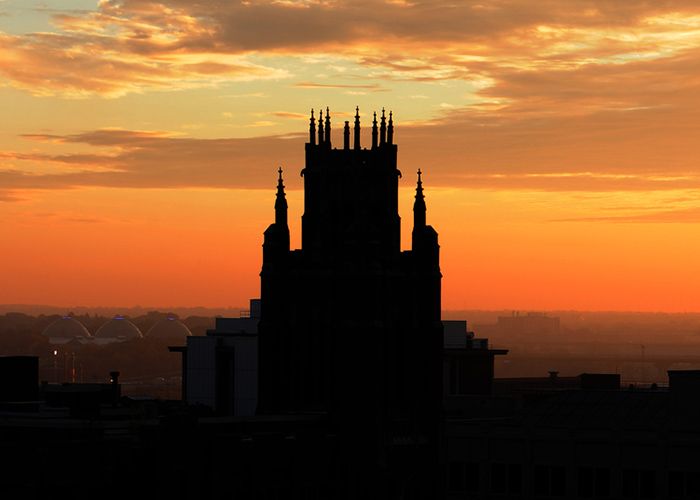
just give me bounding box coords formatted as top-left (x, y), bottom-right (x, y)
top-left (53, 350), bottom-right (58, 356)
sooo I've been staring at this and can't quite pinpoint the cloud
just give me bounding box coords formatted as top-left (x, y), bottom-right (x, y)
top-left (294, 82), bottom-right (384, 90)
top-left (552, 206), bottom-right (700, 223)
top-left (107, 0), bottom-right (700, 53)
top-left (0, 31), bottom-right (286, 97)
top-left (272, 111), bottom-right (308, 119)
top-left (3, 104), bottom-right (700, 201)
top-left (0, 129), bottom-right (306, 200)
top-left (2, 0), bottom-right (700, 98)
top-left (0, 190), bottom-right (23, 202)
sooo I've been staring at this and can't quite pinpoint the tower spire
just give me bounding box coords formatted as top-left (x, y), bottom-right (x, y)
top-left (371, 111), bottom-right (378, 149)
top-left (309, 109), bottom-right (316, 145)
top-left (413, 168), bottom-right (426, 229)
top-left (387, 110), bottom-right (394, 145)
top-left (275, 166), bottom-right (288, 227)
top-left (325, 106), bottom-right (331, 146)
top-left (318, 109), bottom-right (324, 145)
top-left (380, 108), bottom-right (387, 146)
top-left (353, 106), bottom-right (361, 150)
top-left (343, 120), bottom-right (350, 150)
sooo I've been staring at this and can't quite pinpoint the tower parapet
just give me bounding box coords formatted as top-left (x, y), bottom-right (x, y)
top-left (302, 107), bottom-right (401, 259)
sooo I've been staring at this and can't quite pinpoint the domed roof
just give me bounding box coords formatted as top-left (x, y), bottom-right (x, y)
top-left (95, 315), bottom-right (142, 339)
top-left (146, 317), bottom-right (192, 339)
top-left (42, 316), bottom-right (91, 338)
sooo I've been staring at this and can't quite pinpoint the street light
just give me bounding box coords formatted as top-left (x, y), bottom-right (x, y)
top-left (53, 349), bottom-right (58, 383)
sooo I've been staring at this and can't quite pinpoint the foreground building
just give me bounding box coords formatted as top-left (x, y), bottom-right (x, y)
top-left (445, 372), bottom-right (700, 499)
top-left (259, 108), bottom-right (443, 497)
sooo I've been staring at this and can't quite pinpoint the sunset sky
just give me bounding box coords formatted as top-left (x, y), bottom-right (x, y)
top-left (2, 0), bottom-right (700, 312)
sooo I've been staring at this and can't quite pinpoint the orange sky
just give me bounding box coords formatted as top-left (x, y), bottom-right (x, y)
top-left (1, 1), bottom-right (700, 312)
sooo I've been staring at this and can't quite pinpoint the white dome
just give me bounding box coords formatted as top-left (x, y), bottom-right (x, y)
top-left (95, 316), bottom-right (142, 339)
top-left (146, 317), bottom-right (192, 339)
top-left (42, 316), bottom-right (91, 338)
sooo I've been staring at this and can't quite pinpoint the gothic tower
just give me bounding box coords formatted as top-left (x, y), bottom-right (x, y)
top-left (259, 107), bottom-right (443, 498)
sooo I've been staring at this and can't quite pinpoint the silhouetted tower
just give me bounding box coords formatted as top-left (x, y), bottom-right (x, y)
top-left (262, 167), bottom-right (290, 263)
top-left (309, 109), bottom-right (316, 146)
top-left (259, 107), bottom-right (442, 499)
top-left (372, 111), bottom-right (378, 149)
top-left (318, 109), bottom-right (324, 146)
top-left (388, 110), bottom-right (394, 145)
top-left (380, 108), bottom-right (387, 146)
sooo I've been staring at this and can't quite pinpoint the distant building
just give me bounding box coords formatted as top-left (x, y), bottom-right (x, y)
top-left (496, 311), bottom-right (561, 336)
top-left (41, 316), bottom-right (92, 344)
top-left (443, 320), bottom-right (508, 398)
top-left (146, 316), bottom-right (192, 340)
top-left (94, 315), bottom-right (143, 342)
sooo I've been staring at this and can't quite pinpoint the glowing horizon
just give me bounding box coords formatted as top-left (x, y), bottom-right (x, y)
top-left (2, 1), bottom-right (700, 312)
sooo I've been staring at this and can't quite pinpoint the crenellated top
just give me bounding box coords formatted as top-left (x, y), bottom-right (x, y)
top-left (306, 106), bottom-right (396, 153)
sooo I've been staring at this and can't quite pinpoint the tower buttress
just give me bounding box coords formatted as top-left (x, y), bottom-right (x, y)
top-left (353, 107), bottom-right (361, 150)
top-left (324, 107), bottom-right (331, 147)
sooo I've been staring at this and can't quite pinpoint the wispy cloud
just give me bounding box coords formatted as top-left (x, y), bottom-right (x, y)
top-left (293, 82), bottom-right (385, 90)
top-left (552, 207), bottom-right (700, 223)
top-left (0, 129), bottom-right (306, 201)
top-left (3, 112), bottom-right (700, 202)
top-left (272, 111), bottom-right (308, 119)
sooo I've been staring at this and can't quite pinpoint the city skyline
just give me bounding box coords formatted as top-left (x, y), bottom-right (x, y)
top-left (2, 1), bottom-right (700, 312)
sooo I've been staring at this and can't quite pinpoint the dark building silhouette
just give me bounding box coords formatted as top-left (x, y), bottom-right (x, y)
top-left (259, 107), bottom-right (443, 497)
top-left (443, 320), bottom-right (508, 397)
top-left (172, 298), bottom-right (260, 416)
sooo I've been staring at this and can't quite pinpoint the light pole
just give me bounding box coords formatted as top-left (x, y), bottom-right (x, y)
top-left (53, 349), bottom-right (58, 383)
